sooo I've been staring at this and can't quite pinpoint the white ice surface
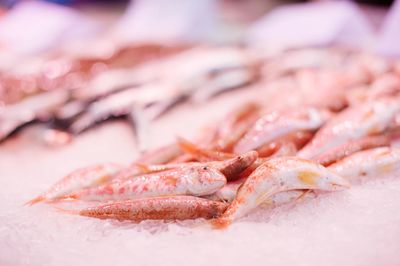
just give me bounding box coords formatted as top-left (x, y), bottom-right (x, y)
top-left (1, 86), bottom-right (400, 266)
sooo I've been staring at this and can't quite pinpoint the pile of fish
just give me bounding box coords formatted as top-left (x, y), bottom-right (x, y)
top-left (5, 44), bottom-right (400, 147)
top-left (26, 47), bottom-right (400, 227)
top-left (0, 45), bottom-right (259, 145)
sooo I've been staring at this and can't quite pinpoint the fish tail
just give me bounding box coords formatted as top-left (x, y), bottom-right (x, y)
top-left (210, 217), bottom-right (231, 230)
top-left (24, 195), bottom-right (45, 206)
top-left (177, 136), bottom-right (234, 161)
top-left (48, 194), bottom-right (79, 203)
top-left (176, 137), bottom-right (204, 156)
top-left (54, 206), bottom-right (80, 216)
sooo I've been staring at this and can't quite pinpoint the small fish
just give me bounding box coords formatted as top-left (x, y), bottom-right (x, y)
top-left (78, 196), bottom-right (228, 222)
top-left (0, 89), bottom-right (70, 141)
top-left (328, 147), bottom-right (400, 182)
top-left (298, 98), bottom-right (400, 159)
top-left (234, 107), bottom-right (331, 153)
top-left (69, 88), bottom-right (140, 134)
top-left (61, 166), bottom-right (227, 202)
top-left (314, 134), bottom-right (391, 166)
top-left (213, 157), bottom-right (349, 228)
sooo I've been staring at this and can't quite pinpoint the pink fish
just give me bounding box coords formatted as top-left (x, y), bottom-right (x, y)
top-left (62, 166), bottom-right (227, 202)
top-left (213, 157), bottom-right (349, 228)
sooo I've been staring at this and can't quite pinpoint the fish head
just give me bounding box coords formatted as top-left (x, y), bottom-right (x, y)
top-left (220, 151), bottom-right (259, 180)
top-left (186, 166), bottom-right (227, 196)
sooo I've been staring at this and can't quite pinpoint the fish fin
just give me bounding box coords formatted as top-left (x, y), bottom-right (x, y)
top-left (176, 137), bottom-right (205, 157)
top-left (54, 206), bottom-right (80, 216)
top-left (295, 190), bottom-right (312, 203)
top-left (24, 195), bottom-right (45, 206)
top-left (177, 136), bottom-right (234, 161)
top-left (133, 162), bottom-right (152, 173)
top-left (258, 198), bottom-right (273, 208)
top-left (210, 217), bottom-right (231, 230)
top-left (48, 194), bottom-right (79, 203)
top-left (255, 189), bottom-right (275, 206)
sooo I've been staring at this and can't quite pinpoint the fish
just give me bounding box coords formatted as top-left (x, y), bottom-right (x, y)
top-left (68, 88), bottom-right (141, 134)
top-left (191, 65), bottom-right (259, 103)
top-left (60, 166), bottom-right (227, 202)
top-left (0, 89), bottom-right (70, 141)
top-left (78, 196), bottom-right (228, 222)
top-left (213, 157), bottom-right (350, 228)
top-left (234, 107), bottom-right (331, 153)
top-left (298, 98), bottom-right (400, 159)
top-left (314, 134), bottom-right (392, 166)
top-left (328, 147), bottom-right (400, 182)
